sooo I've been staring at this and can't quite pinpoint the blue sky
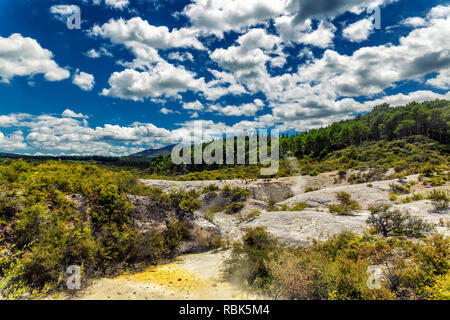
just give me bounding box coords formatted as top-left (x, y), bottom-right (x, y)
top-left (0, 0), bottom-right (449, 156)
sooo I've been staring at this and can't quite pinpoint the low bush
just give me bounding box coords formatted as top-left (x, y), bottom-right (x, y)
top-left (0, 192), bottom-right (20, 219)
top-left (367, 204), bottom-right (433, 238)
top-left (210, 236), bottom-right (227, 250)
top-left (179, 197), bottom-right (202, 213)
top-left (428, 190), bottom-right (449, 213)
top-left (224, 227), bottom-right (278, 287)
top-left (289, 202), bottom-right (308, 211)
top-left (267, 202), bottom-right (308, 212)
top-left (226, 230), bottom-right (450, 300)
top-left (225, 203), bottom-right (245, 215)
top-left (338, 170), bottom-right (347, 179)
top-left (424, 176), bottom-right (447, 187)
top-left (242, 210), bottom-right (261, 222)
top-left (389, 183), bottom-right (411, 195)
top-left (328, 192), bottom-right (361, 216)
top-left (389, 194), bottom-right (398, 201)
top-left (202, 184), bottom-right (219, 193)
top-left (167, 190), bottom-right (201, 212)
top-left (412, 193), bottom-right (426, 201)
top-left (221, 185), bottom-right (232, 197)
top-left (222, 186), bottom-right (251, 202)
top-left (203, 210), bottom-right (215, 223)
top-left (163, 220), bottom-right (191, 251)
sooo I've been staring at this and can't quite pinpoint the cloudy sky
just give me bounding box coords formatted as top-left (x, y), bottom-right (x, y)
top-left (0, 0), bottom-right (449, 156)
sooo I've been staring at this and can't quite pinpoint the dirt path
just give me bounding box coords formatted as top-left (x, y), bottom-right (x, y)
top-left (73, 250), bottom-right (258, 300)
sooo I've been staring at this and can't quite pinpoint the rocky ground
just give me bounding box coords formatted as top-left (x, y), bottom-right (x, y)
top-left (240, 176), bottom-right (449, 245)
top-left (72, 171), bottom-right (449, 300)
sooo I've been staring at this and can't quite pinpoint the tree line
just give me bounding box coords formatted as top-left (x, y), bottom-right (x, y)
top-left (280, 99), bottom-right (449, 159)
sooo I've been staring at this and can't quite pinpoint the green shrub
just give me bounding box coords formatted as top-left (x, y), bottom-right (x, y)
top-left (412, 193), bottom-right (425, 201)
top-left (224, 227), bottom-right (278, 287)
top-left (230, 231), bottom-right (401, 300)
top-left (167, 190), bottom-right (201, 211)
top-left (225, 203), bottom-right (245, 215)
top-left (231, 187), bottom-right (251, 202)
top-left (425, 273), bottom-right (450, 300)
top-left (425, 176), bottom-right (446, 187)
top-left (221, 185), bottom-right (232, 197)
top-left (397, 235), bottom-right (449, 298)
top-left (420, 165), bottom-right (436, 178)
top-left (242, 210), bottom-right (261, 221)
top-left (389, 193), bottom-right (398, 201)
top-left (0, 192), bottom-right (19, 218)
top-left (221, 186), bottom-right (251, 202)
top-left (13, 204), bottom-right (48, 248)
top-left (338, 170), bottom-right (347, 179)
top-left (328, 192), bottom-right (361, 216)
top-left (389, 183), bottom-right (411, 195)
top-left (203, 210), bottom-right (215, 223)
top-left (394, 160), bottom-right (408, 172)
top-left (428, 190), bottom-right (449, 212)
top-left (92, 184), bottom-right (133, 226)
top-left (210, 236), bottom-right (227, 250)
top-left (202, 184), bottom-right (219, 193)
top-left (367, 204), bottom-right (433, 238)
top-left (401, 196), bottom-right (413, 203)
top-left (179, 197), bottom-right (202, 213)
top-left (96, 223), bottom-right (141, 269)
top-left (0, 248), bottom-right (30, 299)
top-left (289, 202), bottom-right (308, 211)
top-left (163, 221), bottom-right (191, 251)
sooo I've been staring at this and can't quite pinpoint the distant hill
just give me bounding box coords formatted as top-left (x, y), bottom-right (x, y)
top-left (0, 152), bottom-right (19, 158)
top-left (132, 144), bottom-right (175, 159)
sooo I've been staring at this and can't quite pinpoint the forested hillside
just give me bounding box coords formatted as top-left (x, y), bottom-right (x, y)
top-left (280, 100), bottom-right (449, 159)
top-left (145, 100), bottom-right (449, 179)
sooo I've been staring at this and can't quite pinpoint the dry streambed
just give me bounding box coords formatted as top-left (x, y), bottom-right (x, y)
top-left (73, 251), bottom-right (257, 300)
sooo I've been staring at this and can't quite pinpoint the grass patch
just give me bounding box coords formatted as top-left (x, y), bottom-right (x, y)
top-left (242, 210), bottom-right (261, 222)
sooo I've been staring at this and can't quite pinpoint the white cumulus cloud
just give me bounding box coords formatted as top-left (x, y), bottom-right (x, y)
top-left (90, 17), bottom-right (204, 50)
top-left (0, 34), bottom-right (69, 83)
top-left (342, 18), bottom-right (375, 42)
top-left (105, 0), bottom-right (129, 10)
top-left (72, 70), bottom-right (95, 91)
